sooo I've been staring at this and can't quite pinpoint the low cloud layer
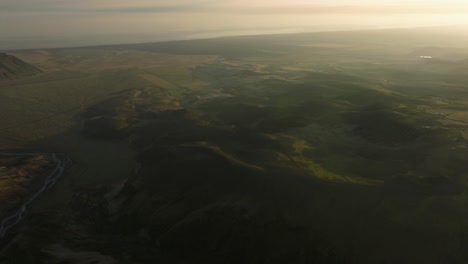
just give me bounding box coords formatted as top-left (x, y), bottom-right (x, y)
top-left (3, 0), bottom-right (468, 14)
top-left (1, 0), bottom-right (467, 49)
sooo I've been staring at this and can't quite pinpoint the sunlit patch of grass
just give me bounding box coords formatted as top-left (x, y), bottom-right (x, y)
top-left (265, 133), bottom-right (381, 185)
top-left (185, 142), bottom-right (265, 172)
top-left (264, 133), bottom-right (312, 155)
top-left (293, 156), bottom-right (381, 185)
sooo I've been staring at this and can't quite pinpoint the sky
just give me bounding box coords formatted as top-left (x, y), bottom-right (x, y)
top-left (1, 0), bottom-right (468, 49)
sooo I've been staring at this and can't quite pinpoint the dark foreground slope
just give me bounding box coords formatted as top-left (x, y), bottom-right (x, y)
top-left (0, 52), bottom-right (42, 80)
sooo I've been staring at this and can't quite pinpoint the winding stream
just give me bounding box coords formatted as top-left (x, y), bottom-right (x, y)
top-left (0, 151), bottom-right (70, 238)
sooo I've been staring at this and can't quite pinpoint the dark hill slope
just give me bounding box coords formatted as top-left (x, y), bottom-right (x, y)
top-left (0, 52), bottom-right (42, 80)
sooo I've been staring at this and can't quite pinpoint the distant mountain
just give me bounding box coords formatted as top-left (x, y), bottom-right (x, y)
top-left (0, 52), bottom-right (42, 80)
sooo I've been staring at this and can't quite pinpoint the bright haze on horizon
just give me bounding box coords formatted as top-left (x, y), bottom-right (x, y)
top-left (1, 0), bottom-right (467, 49)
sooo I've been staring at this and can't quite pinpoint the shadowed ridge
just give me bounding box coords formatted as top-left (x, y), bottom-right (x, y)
top-left (0, 52), bottom-right (42, 81)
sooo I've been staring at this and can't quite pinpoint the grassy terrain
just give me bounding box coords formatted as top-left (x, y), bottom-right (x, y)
top-left (0, 27), bottom-right (468, 263)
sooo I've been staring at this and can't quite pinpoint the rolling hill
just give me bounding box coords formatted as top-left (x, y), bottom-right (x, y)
top-left (1, 28), bottom-right (468, 263)
top-left (0, 52), bottom-right (42, 80)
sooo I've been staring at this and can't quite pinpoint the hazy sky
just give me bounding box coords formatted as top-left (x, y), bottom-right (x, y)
top-left (1, 0), bottom-right (467, 49)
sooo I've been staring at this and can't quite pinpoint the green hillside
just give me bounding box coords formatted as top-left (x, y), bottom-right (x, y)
top-left (0, 28), bottom-right (468, 263)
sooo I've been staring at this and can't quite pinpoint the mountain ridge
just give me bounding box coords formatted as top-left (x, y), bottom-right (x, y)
top-left (0, 52), bottom-right (42, 80)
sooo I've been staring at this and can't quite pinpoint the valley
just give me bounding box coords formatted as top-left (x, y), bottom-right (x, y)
top-left (0, 28), bottom-right (467, 263)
